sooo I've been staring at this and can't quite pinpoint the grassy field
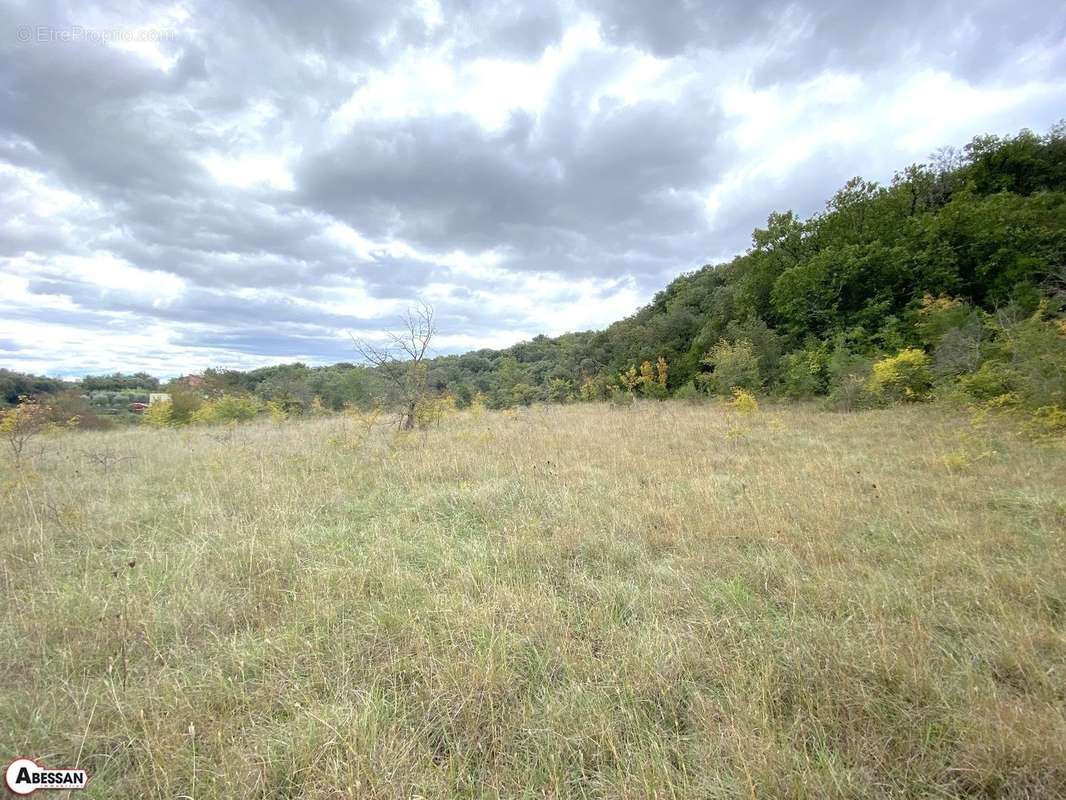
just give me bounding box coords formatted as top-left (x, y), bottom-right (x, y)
top-left (2, 402), bottom-right (1065, 798)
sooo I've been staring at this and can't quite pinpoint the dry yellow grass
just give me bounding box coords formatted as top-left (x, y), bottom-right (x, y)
top-left (1, 401), bottom-right (1065, 798)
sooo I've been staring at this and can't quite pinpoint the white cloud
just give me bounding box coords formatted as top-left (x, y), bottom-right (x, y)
top-left (1, 0), bottom-right (1063, 376)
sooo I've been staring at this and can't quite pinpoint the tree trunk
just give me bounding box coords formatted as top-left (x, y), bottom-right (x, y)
top-left (401, 401), bottom-right (416, 430)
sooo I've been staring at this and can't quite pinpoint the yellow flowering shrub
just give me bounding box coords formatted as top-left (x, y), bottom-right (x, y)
top-left (868, 348), bottom-right (932, 402)
top-left (141, 400), bottom-right (175, 428)
top-left (728, 387), bottom-right (759, 413)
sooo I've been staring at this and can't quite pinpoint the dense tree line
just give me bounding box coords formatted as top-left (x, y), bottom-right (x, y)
top-left (4, 125), bottom-right (1064, 426)
top-left (0, 370), bottom-right (73, 407)
top-left (418, 124), bottom-right (1066, 415)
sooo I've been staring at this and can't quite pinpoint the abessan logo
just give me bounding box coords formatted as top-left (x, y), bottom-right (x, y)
top-left (4, 759), bottom-right (88, 795)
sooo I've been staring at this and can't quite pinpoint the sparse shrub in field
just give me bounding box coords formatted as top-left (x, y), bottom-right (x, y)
top-left (453, 383), bottom-right (475, 408)
top-left (511, 383), bottom-right (538, 406)
top-left (578, 374), bottom-right (597, 402)
top-left (639, 361), bottom-right (655, 391)
top-left (673, 381), bottom-right (702, 403)
top-left (958, 361), bottom-right (1017, 403)
top-left (333, 403), bottom-right (385, 448)
top-left (728, 387), bottom-right (759, 413)
top-left (942, 451), bottom-right (974, 472)
top-left (167, 387), bottom-right (204, 424)
top-left (638, 357), bottom-right (669, 399)
top-left (1007, 311), bottom-right (1066, 409)
top-left (780, 346), bottom-right (827, 398)
top-left (416, 393), bottom-right (457, 427)
top-left (45, 390), bottom-right (111, 430)
top-left (868, 348), bottom-right (933, 402)
top-left (141, 400), bottom-right (174, 428)
top-left (932, 313), bottom-right (989, 377)
top-left (578, 372), bottom-right (611, 401)
top-left (469, 393), bottom-right (487, 418)
top-left (609, 384), bottom-right (634, 406)
top-left (618, 366), bottom-right (640, 398)
top-left (345, 402), bottom-right (383, 434)
top-left (191, 394), bottom-right (262, 424)
top-left (1023, 405), bottom-right (1066, 438)
top-left (142, 387), bottom-right (209, 427)
top-left (266, 399), bottom-right (289, 423)
top-left (547, 378), bottom-right (573, 403)
top-left (698, 339), bottom-right (762, 395)
top-left (1, 396), bottom-right (51, 464)
top-left (827, 374), bottom-right (873, 412)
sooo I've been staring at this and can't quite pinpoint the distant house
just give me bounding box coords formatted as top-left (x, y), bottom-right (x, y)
top-left (129, 402), bottom-right (149, 413)
top-left (180, 374), bottom-right (205, 389)
top-left (148, 393), bottom-right (171, 405)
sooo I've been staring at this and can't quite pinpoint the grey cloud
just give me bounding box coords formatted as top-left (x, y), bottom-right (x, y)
top-left (583, 0), bottom-right (1066, 84)
top-left (172, 327), bottom-right (356, 360)
top-left (296, 54), bottom-right (727, 280)
top-left (1, 0), bottom-right (1063, 373)
top-left (442, 0), bottom-right (565, 59)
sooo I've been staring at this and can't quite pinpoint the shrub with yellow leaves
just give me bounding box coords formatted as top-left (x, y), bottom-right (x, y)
top-left (1, 396), bottom-right (51, 464)
top-left (728, 387), bottom-right (759, 413)
top-left (1023, 405), bottom-right (1066, 439)
top-left (416, 394), bottom-right (457, 428)
top-left (868, 348), bottom-right (933, 402)
top-left (141, 399), bottom-right (175, 429)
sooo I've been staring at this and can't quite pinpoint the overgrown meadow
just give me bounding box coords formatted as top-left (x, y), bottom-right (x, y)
top-left (2, 402), bottom-right (1065, 798)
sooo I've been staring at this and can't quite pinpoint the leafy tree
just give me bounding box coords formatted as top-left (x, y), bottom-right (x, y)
top-left (0, 397), bottom-right (50, 464)
top-left (547, 378), bottom-right (573, 403)
top-left (698, 339), bottom-right (762, 395)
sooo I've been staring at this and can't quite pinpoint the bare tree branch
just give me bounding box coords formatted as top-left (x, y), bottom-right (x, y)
top-left (349, 303), bottom-right (436, 430)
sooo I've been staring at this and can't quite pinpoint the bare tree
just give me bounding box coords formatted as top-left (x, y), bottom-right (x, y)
top-left (1042, 263), bottom-right (1066, 306)
top-left (350, 303), bottom-right (436, 430)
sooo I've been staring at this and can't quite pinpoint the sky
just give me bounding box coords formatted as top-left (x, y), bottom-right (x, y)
top-left (1, 0), bottom-right (1064, 377)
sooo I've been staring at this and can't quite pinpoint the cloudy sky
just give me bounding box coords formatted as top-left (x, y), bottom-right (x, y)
top-left (1, 0), bottom-right (1064, 377)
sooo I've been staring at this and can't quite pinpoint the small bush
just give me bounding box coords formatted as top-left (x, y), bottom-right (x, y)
top-left (868, 348), bottom-right (933, 402)
top-left (638, 358), bottom-right (669, 400)
top-left (0, 397), bottom-right (54, 463)
top-left (469, 393), bottom-right (487, 418)
top-left (191, 395), bottom-right (262, 424)
top-left (511, 383), bottom-right (538, 406)
top-left (958, 361), bottom-right (1017, 402)
top-left (618, 366), bottom-right (641, 398)
top-left (167, 387), bottom-right (204, 424)
top-left (827, 375), bottom-right (873, 412)
top-left (546, 378), bottom-right (573, 403)
top-left (673, 382), bottom-right (702, 403)
top-left (1023, 405), bottom-right (1066, 438)
top-left (780, 347), bottom-right (827, 399)
top-left (141, 400), bottom-right (174, 428)
top-left (266, 400), bottom-right (289, 423)
top-left (1008, 313), bottom-right (1066, 409)
top-left (416, 394), bottom-right (457, 428)
top-left (609, 385), bottom-right (635, 406)
top-left (698, 339), bottom-right (762, 395)
top-left (728, 387), bottom-right (759, 413)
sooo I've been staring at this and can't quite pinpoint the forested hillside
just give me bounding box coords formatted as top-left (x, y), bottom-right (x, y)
top-left (4, 124), bottom-right (1065, 424)
top-left (419, 123), bottom-right (1066, 414)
